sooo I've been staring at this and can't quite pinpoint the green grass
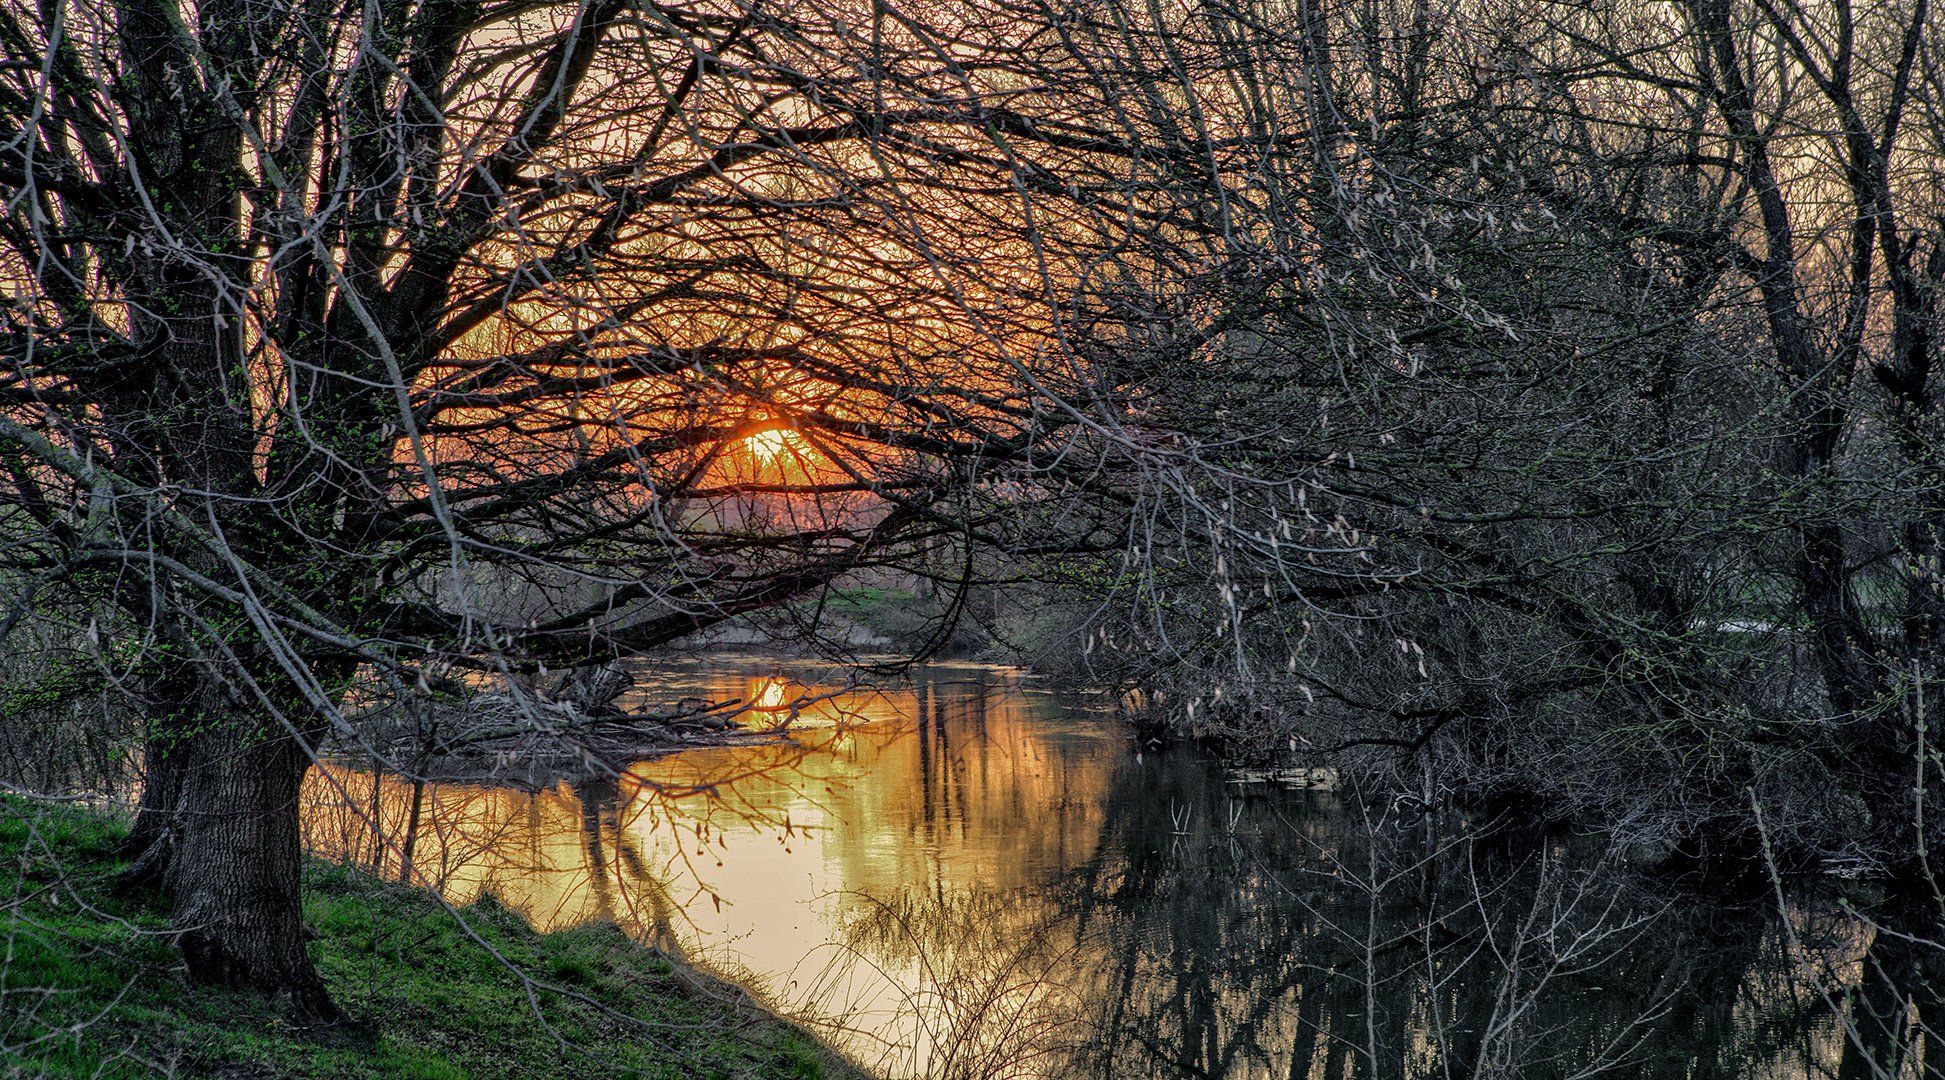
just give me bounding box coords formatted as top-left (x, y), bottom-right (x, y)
top-left (0, 799), bottom-right (857, 1079)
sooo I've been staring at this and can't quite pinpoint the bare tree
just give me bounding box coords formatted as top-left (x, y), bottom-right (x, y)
top-left (1058, 0), bottom-right (1945, 877)
top-left (0, 0), bottom-right (1331, 1019)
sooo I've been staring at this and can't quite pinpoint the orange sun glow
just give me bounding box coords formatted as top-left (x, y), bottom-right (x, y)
top-left (744, 427), bottom-right (803, 463)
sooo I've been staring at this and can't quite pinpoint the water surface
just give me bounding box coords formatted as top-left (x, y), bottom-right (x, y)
top-left (303, 658), bottom-right (1896, 1078)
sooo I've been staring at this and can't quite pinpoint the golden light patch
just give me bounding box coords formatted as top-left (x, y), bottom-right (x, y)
top-left (743, 427), bottom-right (804, 464)
top-left (752, 676), bottom-right (789, 711)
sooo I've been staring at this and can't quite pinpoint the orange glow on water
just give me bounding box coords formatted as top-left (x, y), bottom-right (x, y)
top-left (752, 677), bottom-right (789, 710)
top-left (300, 662), bottom-right (1114, 1078)
top-left (754, 677), bottom-right (793, 708)
top-left (748, 676), bottom-right (793, 729)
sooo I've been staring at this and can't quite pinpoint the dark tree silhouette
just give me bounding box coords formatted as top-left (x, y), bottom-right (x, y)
top-left (0, 0), bottom-right (1331, 1016)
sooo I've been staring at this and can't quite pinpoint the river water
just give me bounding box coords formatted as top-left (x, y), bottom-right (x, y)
top-left (301, 657), bottom-right (1911, 1078)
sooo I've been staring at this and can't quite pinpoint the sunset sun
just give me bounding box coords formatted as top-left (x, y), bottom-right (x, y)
top-left (743, 425), bottom-right (807, 466)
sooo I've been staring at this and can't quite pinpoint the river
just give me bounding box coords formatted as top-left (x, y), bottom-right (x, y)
top-left (301, 656), bottom-right (1907, 1078)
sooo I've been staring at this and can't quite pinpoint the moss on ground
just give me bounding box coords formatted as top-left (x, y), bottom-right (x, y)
top-left (0, 799), bottom-right (859, 1079)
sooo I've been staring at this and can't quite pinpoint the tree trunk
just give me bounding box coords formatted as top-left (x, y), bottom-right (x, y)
top-left (160, 712), bottom-right (339, 1023)
top-left (123, 669), bottom-right (341, 1024)
top-left (119, 664), bottom-right (201, 887)
top-left (120, 730), bottom-right (186, 887)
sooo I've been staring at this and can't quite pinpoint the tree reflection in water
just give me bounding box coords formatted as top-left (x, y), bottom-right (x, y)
top-left (302, 660), bottom-right (1927, 1078)
top-left (1046, 760), bottom-right (1822, 1079)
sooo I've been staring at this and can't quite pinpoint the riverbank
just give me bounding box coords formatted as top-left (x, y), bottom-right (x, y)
top-left (0, 798), bottom-right (862, 1079)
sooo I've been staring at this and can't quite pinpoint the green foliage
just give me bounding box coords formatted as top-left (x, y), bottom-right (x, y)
top-left (0, 799), bottom-right (854, 1080)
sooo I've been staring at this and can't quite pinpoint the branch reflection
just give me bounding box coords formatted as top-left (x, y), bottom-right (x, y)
top-left (304, 659), bottom-right (1895, 1079)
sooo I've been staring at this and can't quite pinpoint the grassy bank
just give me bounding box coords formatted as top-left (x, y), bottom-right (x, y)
top-left (0, 799), bottom-right (859, 1079)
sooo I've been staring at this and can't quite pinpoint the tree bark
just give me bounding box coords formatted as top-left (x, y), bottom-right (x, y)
top-left (119, 741), bottom-right (184, 890)
top-left (119, 664), bottom-right (200, 888)
top-left (123, 669), bottom-right (341, 1023)
top-left (159, 709), bottom-right (340, 1024)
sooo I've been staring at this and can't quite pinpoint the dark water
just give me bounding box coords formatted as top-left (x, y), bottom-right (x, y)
top-left (302, 658), bottom-right (1930, 1078)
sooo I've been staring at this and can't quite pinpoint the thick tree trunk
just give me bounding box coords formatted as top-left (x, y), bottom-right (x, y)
top-left (159, 714), bottom-right (339, 1024)
top-left (122, 668), bottom-right (341, 1024)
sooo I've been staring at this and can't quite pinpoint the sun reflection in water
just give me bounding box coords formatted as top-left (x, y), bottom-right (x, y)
top-left (749, 676), bottom-right (792, 729)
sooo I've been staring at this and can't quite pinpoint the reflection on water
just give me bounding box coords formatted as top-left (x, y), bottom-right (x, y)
top-left (303, 659), bottom-right (1921, 1078)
